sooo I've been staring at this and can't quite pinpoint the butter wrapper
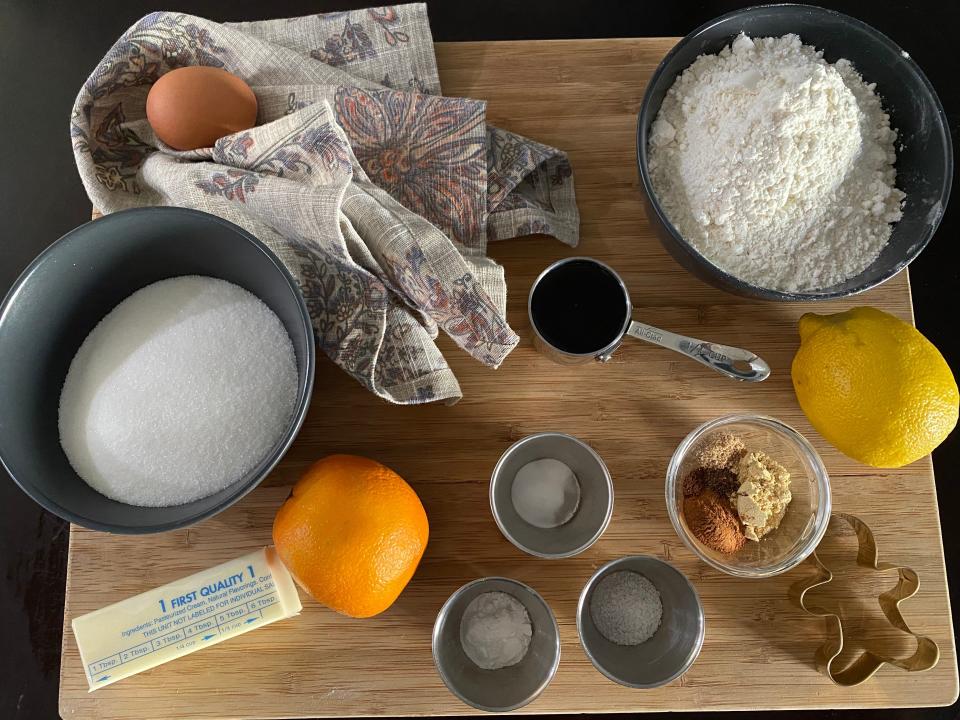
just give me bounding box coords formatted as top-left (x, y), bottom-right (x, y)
top-left (72, 546), bottom-right (301, 691)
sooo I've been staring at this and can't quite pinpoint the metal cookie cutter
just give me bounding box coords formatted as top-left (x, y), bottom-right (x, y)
top-left (790, 512), bottom-right (940, 686)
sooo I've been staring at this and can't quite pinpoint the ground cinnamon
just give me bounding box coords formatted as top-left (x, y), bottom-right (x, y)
top-left (683, 488), bottom-right (746, 554)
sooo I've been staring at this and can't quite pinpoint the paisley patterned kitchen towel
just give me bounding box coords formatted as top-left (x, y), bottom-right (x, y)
top-left (71, 5), bottom-right (579, 404)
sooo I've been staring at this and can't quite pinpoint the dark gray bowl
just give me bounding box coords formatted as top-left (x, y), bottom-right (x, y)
top-left (636, 4), bottom-right (953, 301)
top-left (0, 207), bottom-right (315, 533)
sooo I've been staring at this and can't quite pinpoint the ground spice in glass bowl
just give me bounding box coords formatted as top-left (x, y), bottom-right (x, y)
top-left (682, 488), bottom-right (746, 554)
top-left (665, 415), bottom-right (832, 578)
top-left (694, 432), bottom-right (745, 470)
top-left (681, 466), bottom-right (740, 498)
top-left (678, 428), bottom-right (798, 553)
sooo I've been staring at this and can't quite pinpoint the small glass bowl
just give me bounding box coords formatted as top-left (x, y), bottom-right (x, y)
top-left (666, 414), bottom-right (831, 578)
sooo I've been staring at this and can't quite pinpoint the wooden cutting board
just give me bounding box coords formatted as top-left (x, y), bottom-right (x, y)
top-left (59, 38), bottom-right (958, 717)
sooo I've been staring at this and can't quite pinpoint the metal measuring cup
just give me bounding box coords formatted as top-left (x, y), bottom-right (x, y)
top-left (527, 257), bottom-right (770, 382)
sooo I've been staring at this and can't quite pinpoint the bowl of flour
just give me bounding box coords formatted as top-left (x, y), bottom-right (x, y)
top-left (637, 5), bottom-right (952, 300)
top-left (0, 208), bottom-right (315, 532)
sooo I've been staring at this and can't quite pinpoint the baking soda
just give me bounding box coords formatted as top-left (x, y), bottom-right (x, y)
top-left (58, 276), bottom-right (298, 507)
top-left (459, 591), bottom-right (532, 670)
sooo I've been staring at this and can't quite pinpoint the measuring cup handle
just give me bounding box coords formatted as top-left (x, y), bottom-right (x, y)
top-left (626, 320), bottom-right (771, 382)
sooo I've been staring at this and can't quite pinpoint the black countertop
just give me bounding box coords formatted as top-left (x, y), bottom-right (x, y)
top-left (1, 2), bottom-right (957, 719)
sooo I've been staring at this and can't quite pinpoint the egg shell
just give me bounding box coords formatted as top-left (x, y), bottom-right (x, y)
top-left (146, 66), bottom-right (258, 151)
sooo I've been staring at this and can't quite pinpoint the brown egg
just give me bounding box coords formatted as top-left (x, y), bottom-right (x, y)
top-left (146, 67), bottom-right (257, 151)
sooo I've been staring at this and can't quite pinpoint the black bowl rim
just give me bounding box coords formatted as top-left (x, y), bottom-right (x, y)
top-left (635, 3), bottom-right (954, 301)
top-left (0, 206), bottom-right (317, 534)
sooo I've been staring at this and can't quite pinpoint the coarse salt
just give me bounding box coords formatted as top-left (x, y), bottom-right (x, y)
top-left (590, 570), bottom-right (662, 646)
top-left (58, 275), bottom-right (298, 507)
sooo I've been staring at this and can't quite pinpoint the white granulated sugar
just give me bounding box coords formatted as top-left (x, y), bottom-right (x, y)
top-left (590, 570), bottom-right (662, 646)
top-left (58, 276), bottom-right (298, 507)
top-left (648, 33), bottom-right (905, 292)
top-left (460, 591), bottom-right (533, 670)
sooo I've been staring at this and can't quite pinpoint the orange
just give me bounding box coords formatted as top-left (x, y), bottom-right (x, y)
top-left (273, 454), bottom-right (429, 618)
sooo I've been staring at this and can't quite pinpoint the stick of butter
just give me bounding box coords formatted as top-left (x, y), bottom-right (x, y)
top-left (72, 546), bottom-right (301, 691)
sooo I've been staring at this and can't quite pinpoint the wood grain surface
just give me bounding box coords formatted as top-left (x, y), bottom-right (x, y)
top-left (59, 38), bottom-right (958, 717)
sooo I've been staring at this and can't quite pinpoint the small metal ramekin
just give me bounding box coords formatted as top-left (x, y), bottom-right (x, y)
top-left (490, 432), bottom-right (614, 558)
top-left (432, 577), bottom-right (561, 712)
top-left (577, 555), bottom-right (704, 688)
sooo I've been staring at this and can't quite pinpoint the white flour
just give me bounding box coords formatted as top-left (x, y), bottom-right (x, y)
top-left (648, 34), bottom-right (905, 292)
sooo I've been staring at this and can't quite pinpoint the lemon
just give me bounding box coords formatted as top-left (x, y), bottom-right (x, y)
top-left (791, 307), bottom-right (958, 468)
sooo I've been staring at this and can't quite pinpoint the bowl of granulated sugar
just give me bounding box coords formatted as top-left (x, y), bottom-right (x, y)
top-left (0, 207), bottom-right (315, 533)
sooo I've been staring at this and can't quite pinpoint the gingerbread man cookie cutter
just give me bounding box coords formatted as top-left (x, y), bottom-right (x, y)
top-left (789, 512), bottom-right (940, 686)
